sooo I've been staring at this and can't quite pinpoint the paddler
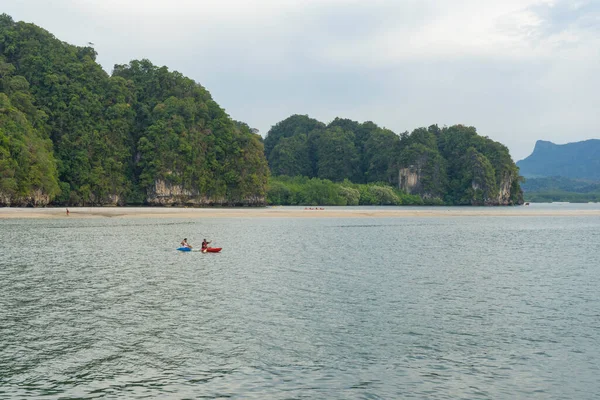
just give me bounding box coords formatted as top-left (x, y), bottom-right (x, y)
top-left (201, 239), bottom-right (211, 251)
top-left (181, 238), bottom-right (192, 249)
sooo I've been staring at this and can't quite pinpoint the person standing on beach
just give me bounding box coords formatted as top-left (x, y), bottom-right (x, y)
top-left (66, 208), bottom-right (69, 216)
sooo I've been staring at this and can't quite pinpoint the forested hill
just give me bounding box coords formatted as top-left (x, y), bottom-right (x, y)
top-left (265, 115), bottom-right (523, 205)
top-left (517, 139), bottom-right (600, 181)
top-left (0, 14), bottom-right (268, 206)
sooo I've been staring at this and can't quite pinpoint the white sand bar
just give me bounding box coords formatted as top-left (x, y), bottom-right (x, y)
top-left (1, 205), bottom-right (600, 219)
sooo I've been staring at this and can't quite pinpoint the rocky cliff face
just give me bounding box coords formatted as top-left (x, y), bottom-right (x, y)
top-left (0, 193), bottom-right (10, 207)
top-left (398, 161), bottom-right (445, 201)
top-left (471, 174), bottom-right (515, 205)
top-left (495, 172), bottom-right (514, 205)
top-left (399, 169), bottom-right (522, 205)
top-left (399, 167), bottom-right (422, 195)
top-left (0, 190), bottom-right (52, 207)
top-left (0, 191), bottom-right (123, 207)
top-left (106, 195), bottom-right (122, 206)
top-left (146, 180), bottom-right (265, 206)
top-left (146, 180), bottom-right (201, 206)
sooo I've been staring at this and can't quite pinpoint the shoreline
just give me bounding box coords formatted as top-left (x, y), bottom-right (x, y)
top-left (2, 206), bottom-right (600, 219)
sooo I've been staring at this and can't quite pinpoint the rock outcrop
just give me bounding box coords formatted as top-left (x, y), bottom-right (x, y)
top-left (0, 190), bottom-right (52, 207)
top-left (399, 168), bottom-right (523, 206)
top-left (399, 166), bottom-right (420, 194)
top-left (146, 179), bottom-right (265, 206)
top-left (495, 172), bottom-right (515, 205)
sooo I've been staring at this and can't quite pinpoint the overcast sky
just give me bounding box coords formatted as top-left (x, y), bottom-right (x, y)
top-left (5, 0), bottom-right (600, 160)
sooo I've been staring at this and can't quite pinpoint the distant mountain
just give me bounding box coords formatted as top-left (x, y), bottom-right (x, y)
top-left (517, 139), bottom-right (600, 181)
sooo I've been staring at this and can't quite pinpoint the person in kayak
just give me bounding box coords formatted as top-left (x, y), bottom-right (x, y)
top-left (201, 239), bottom-right (211, 251)
top-left (181, 238), bottom-right (192, 249)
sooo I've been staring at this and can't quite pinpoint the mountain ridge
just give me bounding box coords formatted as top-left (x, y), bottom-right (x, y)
top-left (517, 139), bottom-right (600, 181)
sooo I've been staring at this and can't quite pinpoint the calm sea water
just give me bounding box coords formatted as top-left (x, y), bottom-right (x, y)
top-left (1, 205), bottom-right (600, 399)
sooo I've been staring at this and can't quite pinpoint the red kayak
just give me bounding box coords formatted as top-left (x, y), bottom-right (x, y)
top-left (202, 247), bottom-right (222, 253)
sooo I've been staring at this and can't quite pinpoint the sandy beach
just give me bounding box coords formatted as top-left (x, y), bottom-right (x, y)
top-left (2, 205), bottom-right (600, 219)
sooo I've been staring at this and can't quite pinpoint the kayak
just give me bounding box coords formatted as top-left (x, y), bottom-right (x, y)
top-left (176, 247), bottom-right (222, 253)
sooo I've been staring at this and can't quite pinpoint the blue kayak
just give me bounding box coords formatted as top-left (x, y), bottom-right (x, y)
top-left (177, 247), bottom-right (192, 252)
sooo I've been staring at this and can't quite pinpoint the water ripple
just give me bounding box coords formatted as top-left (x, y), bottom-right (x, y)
top-left (1, 215), bottom-right (600, 398)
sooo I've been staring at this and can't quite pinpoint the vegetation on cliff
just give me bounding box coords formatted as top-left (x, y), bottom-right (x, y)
top-left (1, 14), bottom-right (523, 207)
top-left (111, 60), bottom-right (268, 205)
top-left (264, 115), bottom-right (523, 205)
top-left (267, 176), bottom-right (438, 206)
top-left (0, 92), bottom-right (60, 205)
top-left (0, 14), bottom-right (268, 206)
top-left (265, 116), bottom-right (399, 184)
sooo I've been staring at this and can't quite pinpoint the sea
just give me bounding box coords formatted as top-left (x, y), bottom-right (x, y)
top-left (1, 203), bottom-right (599, 399)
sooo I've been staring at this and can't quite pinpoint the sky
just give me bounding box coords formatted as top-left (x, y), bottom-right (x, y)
top-left (4, 0), bottom-right (600, 160)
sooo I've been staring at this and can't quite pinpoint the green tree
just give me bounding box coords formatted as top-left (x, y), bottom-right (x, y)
top-left (0, 93), bottom-right (59, 205)
top-left (1, 15), bottom-right (269, 206)
top-left (263, 114), bottom-right (324, 160)
top-left (268, 134), bottom-right (312, 177)
top-left (362, 128), bottom-right (400, 183)
top-left (316, 127), bottom-right (360, 182)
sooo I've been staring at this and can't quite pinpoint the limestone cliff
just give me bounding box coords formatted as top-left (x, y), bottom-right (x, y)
top-left (399, 168), bottom-right (522, 206)
top-left (146, 179), bottom-right (265, 206)
top-left (399, 167), bottom-right (421, 194)
top-left (495, 172), bottom-right (515, 205)
top-left (0, 190), bottom-right (52, 207)
top-left (398, 149), bottom-right (447, 201)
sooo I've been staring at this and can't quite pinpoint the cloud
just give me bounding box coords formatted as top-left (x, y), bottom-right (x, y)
top-left (314, 1), bottom-right (543, 66)
top-left (531, 0), bottom-right (600, 35)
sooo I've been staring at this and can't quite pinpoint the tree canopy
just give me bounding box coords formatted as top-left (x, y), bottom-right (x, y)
top-left (265, 117), bottom-right (523, 205)
top-left (0, 14), bottom-right (268, 206)
top-left (1, 14), bottom-right (523, 207)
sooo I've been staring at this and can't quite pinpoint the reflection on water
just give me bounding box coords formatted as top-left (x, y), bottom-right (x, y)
top-left (1, 208), bottom-right (600, 398)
